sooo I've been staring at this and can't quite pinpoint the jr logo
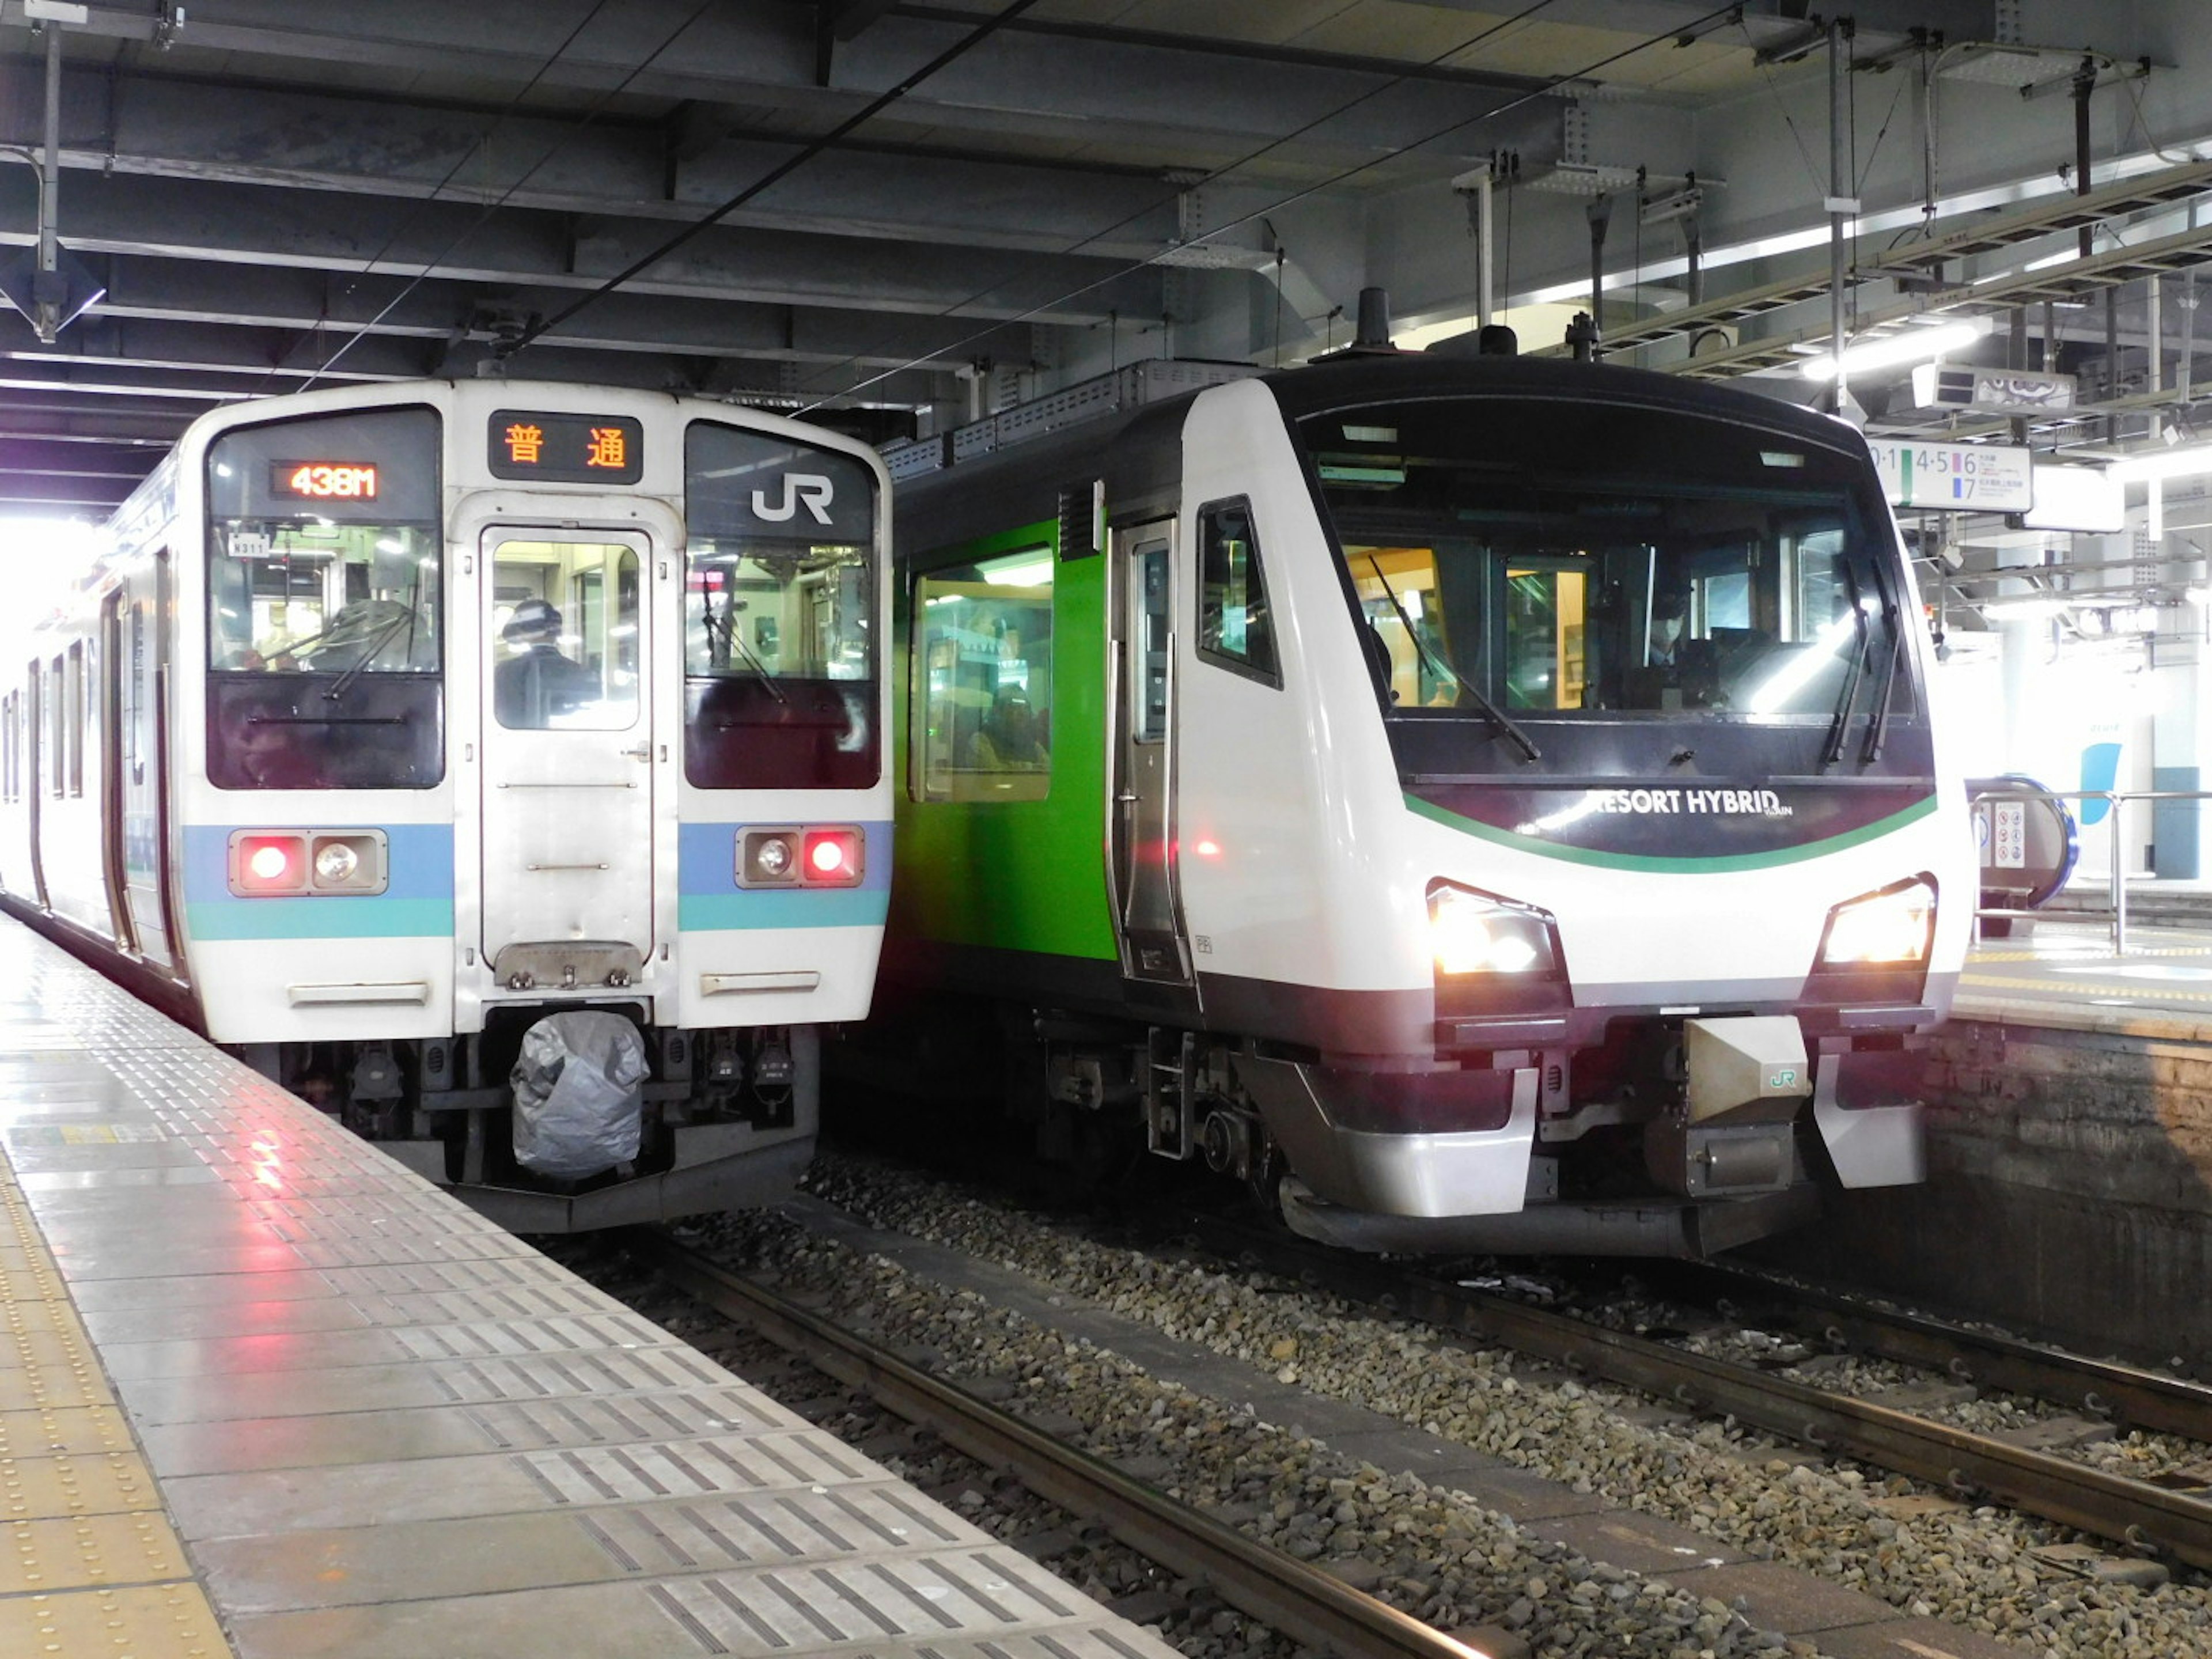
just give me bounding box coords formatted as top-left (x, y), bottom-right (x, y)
top-left (751, 472), bottom-right (835, 526)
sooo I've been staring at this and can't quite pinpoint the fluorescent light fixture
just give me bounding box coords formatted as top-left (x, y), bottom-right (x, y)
top-left (980, 554), bottom-right (1053, 586)
top-left (1798, 321), bottom-right (1984, 381)
top-left (1980, 596), bottom-right (2071, 620)
top-left (2108, 441), bottom-right (2212, 484)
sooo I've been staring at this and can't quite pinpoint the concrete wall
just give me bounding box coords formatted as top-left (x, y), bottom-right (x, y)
top-left (1759, 1010), bottom-right (2212, 1368)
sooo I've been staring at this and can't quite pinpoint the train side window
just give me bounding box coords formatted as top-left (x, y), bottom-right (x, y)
top-left (67, 640), bottom-right (86, 797)
top-left (47, 656), bottom-right (63, 798)
top-left (1196, 499), bottom-right (1279, 684)
top-left (911, 546), bottom-right (1053, 803)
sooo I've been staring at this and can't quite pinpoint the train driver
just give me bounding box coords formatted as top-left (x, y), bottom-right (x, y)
top-left (494, 598), bottom-right (599, 728)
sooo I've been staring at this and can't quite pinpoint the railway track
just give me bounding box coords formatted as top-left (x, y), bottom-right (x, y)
top-left (1177, 1213), bottom-right (2212, 1577)
top-left (632, 1226), bottom-right (1492, 1659)
top-left (1645, 1257), bottom-right (2212, 1442)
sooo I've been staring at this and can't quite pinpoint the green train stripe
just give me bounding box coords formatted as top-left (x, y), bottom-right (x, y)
top-left (187, 897), bottom-right (455, 941)
top-left (1405, 791), bottom-right (1940, 872)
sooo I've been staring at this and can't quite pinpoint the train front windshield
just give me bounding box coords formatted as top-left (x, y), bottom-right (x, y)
top-left (1298, 397), bottom-right (1916, 744)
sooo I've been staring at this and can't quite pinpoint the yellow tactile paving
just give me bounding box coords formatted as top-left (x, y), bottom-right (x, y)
top-left (1, 1452), bottom-right (162, 1522)
top-left (0, 1511), bottom-right (192, 1593)
top-left (0, 1407), bottom-right (138, 1461)
top-left (0, 1581), bottom-right (230, 1658)
top-left (1962, 971), bottom-right (2212, 1005)
top-left (0, 1135), bottom-right (240, 1656)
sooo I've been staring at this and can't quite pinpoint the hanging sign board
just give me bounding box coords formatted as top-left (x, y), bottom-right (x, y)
top-left (1865, 440), bottom-right (2033, 511)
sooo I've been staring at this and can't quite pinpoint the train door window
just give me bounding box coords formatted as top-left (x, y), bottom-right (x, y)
top-left (1196, 499), bottom-right (1278, 684)
top-left (911, 545), bottom-right (1053, 802)
top-left (489, 541), bottom-right (639, 730)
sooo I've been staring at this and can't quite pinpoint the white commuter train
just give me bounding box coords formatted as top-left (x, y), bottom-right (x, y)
top-left (879, 352), bottom-right (1974, 1256)
top-left (0, 380), bottom-right (890, 1229)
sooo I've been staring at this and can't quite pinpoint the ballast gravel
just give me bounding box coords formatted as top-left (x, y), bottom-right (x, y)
top-left (676, 1152), bottom-right (2212, 1659)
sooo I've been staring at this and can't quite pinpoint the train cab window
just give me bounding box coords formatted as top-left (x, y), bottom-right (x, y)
top-left (911, 547), bottom-right (1054, 803)
top-left (1300, 399), bottom-right (1917, 753)
top-left (488, 541), bottom-right (639, 731)
top-left (1196, 500), bottom-right (1279, 684)
top-left (204, 405), bottom-right (444, 790)
top-left (683, 422), bottom-right (879, 790)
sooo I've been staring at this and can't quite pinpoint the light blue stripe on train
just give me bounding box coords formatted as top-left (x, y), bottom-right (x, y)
top-left (181, 823), bottom-right (455, 940)
top-left (677, 821), bottom-right (891, 932)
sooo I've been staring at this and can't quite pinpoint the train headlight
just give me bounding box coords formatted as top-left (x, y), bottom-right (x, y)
top-left (1816, 876), bottom-right (1936, 968)
top-left (313, 842), bottom-right (359, 884)
top-left (1427, 882), bottom-right (1560, 976)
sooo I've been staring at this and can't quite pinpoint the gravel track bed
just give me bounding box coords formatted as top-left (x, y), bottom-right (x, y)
top-left (1570, 1282), bottom-right (2212, 1495)
top-left (728, 1150), bottom-right (2212, 1659)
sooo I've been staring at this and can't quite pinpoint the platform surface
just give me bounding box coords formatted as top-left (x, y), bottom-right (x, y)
top-left (0, 918), bottom-right (1174, 1659)
top-left (1959, 918), bottom-right (2212, 1038)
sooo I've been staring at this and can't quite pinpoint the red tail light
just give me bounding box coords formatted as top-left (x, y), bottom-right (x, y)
top-left (230, 833), bottom-right (309, 895)
top-left (801, 828), bottom-right (862, 886)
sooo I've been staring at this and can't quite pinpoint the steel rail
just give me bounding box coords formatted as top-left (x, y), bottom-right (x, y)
top-left (1183, 1216), bottom-right (2212, 1572)
top-left (1654, 1259), bottom-right (2212, 1445)
top-left (635, 1228), bottom-right (1490, 1659)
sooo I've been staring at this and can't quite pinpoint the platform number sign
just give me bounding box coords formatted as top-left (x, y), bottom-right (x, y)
top-left (487, 410), bottom-right (644, 484)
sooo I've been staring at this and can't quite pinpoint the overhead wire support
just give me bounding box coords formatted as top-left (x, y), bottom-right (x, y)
top-left (499, 0), bottom-right (1044, 362)
top-left (797, 0), bottom-right (1745, 413)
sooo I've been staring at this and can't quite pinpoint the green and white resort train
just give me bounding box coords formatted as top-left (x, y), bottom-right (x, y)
top-left (873, 352), bottom-right (1970, 1257)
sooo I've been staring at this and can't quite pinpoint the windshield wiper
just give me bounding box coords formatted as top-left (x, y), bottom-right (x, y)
top-left (1820, 562), bottom-right (1872, 768)
top-left (1365, 555), bottom-right (1539, 762)
top-left (323, 610), bottom-right (415, 704)
top-left (702, 591), bottom-right (786, 706)
top-left (1858, 578), bottom-right (1905, 764)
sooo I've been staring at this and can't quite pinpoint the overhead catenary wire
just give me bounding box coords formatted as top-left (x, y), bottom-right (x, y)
top-left (298, 0), bottom-right (713, 389)
top-left (497, 0), bottom-right (1046, 360)
top-left (796, 0), bottom-right (1745, 413)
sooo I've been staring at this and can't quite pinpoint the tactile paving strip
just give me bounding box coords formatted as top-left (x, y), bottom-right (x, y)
top-left (0, 921), bottom-right (1179, 1659)
top-left (0, 1133), bottom-right (234, 1658)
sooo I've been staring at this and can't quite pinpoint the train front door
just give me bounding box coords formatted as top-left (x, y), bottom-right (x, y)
top-left (1109, 518), bottom-right (1196, 1000)
top-left (479, 529), bottom-right (655, 990)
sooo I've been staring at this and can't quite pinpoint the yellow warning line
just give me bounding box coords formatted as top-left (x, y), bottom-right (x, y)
top-left (0, 1155), bottom-right (236, 1656)
top-left (1960, 971), bottom-right (2212, 1004)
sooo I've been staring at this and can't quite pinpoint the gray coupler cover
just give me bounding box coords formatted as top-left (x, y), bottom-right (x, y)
top-left (510, 1010), bottom-right (649, 1178)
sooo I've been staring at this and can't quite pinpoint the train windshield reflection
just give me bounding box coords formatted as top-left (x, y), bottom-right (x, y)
top-left (1298, 399), bottom-right (1910, 723)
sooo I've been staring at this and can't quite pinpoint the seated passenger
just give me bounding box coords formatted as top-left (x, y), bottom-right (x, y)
top-left (494, 599), bottom-right (599, 729)
top-left (967, 690), bottom-right (1047, 771)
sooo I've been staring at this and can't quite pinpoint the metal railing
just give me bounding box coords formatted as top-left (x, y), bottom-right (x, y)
top-left (1974, 786), bottom-right (2212, 953)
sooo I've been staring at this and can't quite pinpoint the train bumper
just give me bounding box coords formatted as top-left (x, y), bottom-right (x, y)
top-left (1236, 1052), bottom-right (1539, 1217)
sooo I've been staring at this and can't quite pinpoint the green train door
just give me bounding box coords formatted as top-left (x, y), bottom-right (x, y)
top-left (1111, 518), bottom-right (1195, 998)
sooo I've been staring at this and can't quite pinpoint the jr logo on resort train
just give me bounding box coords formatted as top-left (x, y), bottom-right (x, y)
top-left (751, 472), bottom-right (836, 525)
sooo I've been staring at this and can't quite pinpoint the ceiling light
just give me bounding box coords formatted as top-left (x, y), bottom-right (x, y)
top-left (2108, 442), bottom-right (2212, 484)
top-left (1980, 596), bottom-right (2070, 620)
top-left (1798, 320), bottom-right (1985, 381)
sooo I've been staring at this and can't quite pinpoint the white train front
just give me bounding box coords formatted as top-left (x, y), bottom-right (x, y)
top-left (0, 380), bottom-right (891, 1229)
top-left (881, 354), bottom-right (1972, 1256)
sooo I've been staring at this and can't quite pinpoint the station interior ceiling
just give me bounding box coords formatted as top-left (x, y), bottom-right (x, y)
top-left (3, 0), bottom-right (2212, 646)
